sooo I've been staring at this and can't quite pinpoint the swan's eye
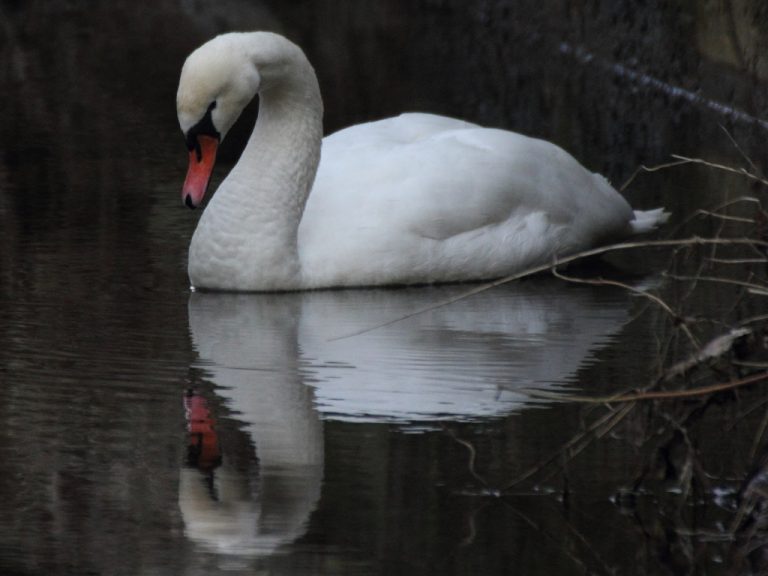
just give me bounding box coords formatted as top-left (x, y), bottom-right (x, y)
top-left (186, 101), bottom-right (220, 160)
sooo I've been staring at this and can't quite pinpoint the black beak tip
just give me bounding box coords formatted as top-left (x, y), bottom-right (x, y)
top-left (184, 194), bottom-right (197, 210)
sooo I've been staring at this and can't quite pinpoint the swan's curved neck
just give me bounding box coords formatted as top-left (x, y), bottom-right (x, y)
top-left (191, 35), bottom-right (324, 291)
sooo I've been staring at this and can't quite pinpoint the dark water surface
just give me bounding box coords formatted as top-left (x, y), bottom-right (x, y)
top-left (2, 2), bottom-right (768, 575)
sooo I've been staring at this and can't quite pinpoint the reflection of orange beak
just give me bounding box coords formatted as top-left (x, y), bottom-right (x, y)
top-left (184, 390), bottom-right (221, 470)
top-left (182, 135), bottom-right (219, 209)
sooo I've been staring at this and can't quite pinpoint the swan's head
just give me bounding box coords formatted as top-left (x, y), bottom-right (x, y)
top-left (177, 34), bottom-right (262, 209)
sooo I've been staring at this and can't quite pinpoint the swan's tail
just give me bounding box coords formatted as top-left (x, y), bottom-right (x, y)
top-left (629, 208), bottom-right (670, 235)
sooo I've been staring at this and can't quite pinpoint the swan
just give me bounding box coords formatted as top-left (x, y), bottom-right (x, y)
top-left (177, 31), bottom-right (667, 292)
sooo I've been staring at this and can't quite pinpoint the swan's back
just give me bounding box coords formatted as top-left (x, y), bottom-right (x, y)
top-left (298, 113), bottom-right (635, 288)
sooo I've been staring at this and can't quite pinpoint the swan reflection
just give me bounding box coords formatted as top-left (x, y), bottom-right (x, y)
top-left (180, 294), bottom-right (324, 559)
top-left (180, 280), bottom-right (629, 557)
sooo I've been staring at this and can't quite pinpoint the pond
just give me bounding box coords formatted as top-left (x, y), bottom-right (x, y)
top-left (1, 1), bottom-right (768, 575)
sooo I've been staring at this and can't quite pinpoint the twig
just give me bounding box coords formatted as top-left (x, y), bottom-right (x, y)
top-left (739, 313), bottom-right (768, 326)
top-left (670, 154), bottom-right (768, 188)
top-left (522, 371), bottom-right (768, 404)
top-left (662, 328), bottom-right (751, 381)
top-left (749, 404), bottom-right (768, 462)
top-left (502, 403), bottom-right (635, 489)
top-left (666, 196), bottom-right (762, 241)
top-left (707, 257), bottom-right (768, 264)
top-left (620, 159), bottom-right (693, 192)
top-left (446, 430), bottom-right (489, 488)
top-left (502, 502), bottom-right (615, 575)
top-left (328, 237), bottom-right (768, 341)
top-left (620, 152), bottom-right (768, 193)
top-left (662, 272), bottom-right (768, 293)
top-left (658, 411), bottom-right (696, 503)
top-left (720, 124), bottom-right (759, 175)
top-left (727, 394), bottom-right (768, 432)
top-left (735, 361), bottom-right (768, 369)
top-left (695, 211), bottom-right (755, 224)
top-left (550, 267), bottom-right (699, 347)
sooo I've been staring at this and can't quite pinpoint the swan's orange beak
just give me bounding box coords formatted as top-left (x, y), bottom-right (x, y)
top-left (183, 135), bottom-right (218, 209)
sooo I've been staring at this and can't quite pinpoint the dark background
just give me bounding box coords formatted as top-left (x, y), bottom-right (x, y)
top-left (1, 2), bottom-right (768, 575)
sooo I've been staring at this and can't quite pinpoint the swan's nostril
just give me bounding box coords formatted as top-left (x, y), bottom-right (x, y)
top-left (185, 194), bottom-right (197, 209)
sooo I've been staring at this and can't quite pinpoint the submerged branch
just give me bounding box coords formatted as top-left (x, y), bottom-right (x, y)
top-left (502, 403), bottom-right (636, 490)
top-left (446, 428), bottom-right (490, 488)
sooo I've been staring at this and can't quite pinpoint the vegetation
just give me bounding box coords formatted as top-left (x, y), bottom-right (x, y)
top-left (441, 152), bottom-right (768, 573)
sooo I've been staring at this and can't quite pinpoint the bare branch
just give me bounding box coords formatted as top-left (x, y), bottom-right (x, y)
top-left (720, 124), bottom-right (760, 175)
top-left (620, 159), bottom-right (693, 192)
top-left (706, 257), bottom-right (768, 264)
top-left (663, 328), bottom-right (751, 381)
top-left (663, 272), bottom-right (768, 293)
top-left (550, 267), bottom-right (700, 347)
top-left (502, 403), bottom-right (635, 489)
top-left (523, 371), bottom-right (768, 404)
top-left (328, 236), bottom-right (768, 341)
top-left (670, 154), bottom-right (768, 188)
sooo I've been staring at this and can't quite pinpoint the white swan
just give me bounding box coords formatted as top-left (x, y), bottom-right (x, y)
top-left (177, 31), bottom-right (667, 292)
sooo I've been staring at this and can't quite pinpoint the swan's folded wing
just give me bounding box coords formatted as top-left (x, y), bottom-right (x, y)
top-left (311, 123), bottom-right (622, 239)
top-left (397, 128), bottom-right (609, 241)
top-left (302, 117), bottom-right (634, 285)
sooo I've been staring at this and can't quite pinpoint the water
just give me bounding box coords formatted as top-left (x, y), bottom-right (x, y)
top-left (2, 2), bottom-right (768, 575)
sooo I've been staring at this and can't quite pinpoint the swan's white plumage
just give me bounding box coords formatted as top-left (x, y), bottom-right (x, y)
top-left (177, 32), bottom-right (667, 292)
